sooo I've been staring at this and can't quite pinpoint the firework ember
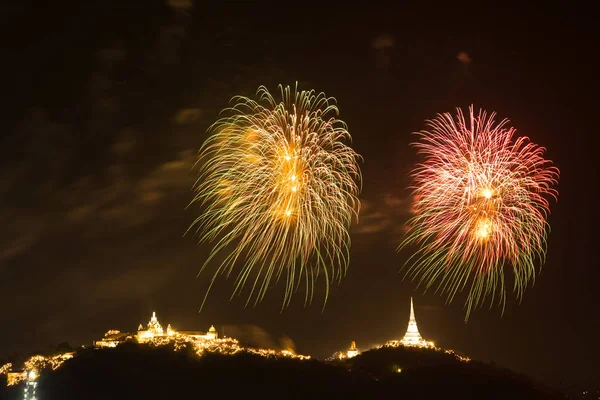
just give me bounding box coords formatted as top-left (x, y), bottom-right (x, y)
top-left (190, 84), bottom-right (361, 310)
top-left (400, 106), bottom-right (559, 319)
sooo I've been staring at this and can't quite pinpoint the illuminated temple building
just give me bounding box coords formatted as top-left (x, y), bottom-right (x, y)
top-left (386, 297), bottom-right (435, 348)
top-left (89, 311), bottom-right (308, 364)
top-left (347, 341), bottom-right (359, 358)
top-left (94, 311), bottom-right (218, 348)
top-left (90, 311), bottom-right (309, 362)
top-left (137, 311), bottom-right (218, 342)
top-left (328, 340), bottom-right (360, 361)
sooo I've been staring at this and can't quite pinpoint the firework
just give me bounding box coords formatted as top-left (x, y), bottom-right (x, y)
top-left (400, 106), bottom-right (559, 319)
top-left (189, 84), bottom-right (361, 310)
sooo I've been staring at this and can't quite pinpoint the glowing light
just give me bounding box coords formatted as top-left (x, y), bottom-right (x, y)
top-left (5, 352), bottom-right (75, 386)
top-left (7, 372), bottom-right (26, 386)
top-left (23, 370), bottom-right (37, 400)
top-left (0, 363), bottom-right (11, 376)
top-left (117, 312), bottom-right (310, 361)
top-left (346, 341), bottom-right (359, 358)
top-left (379, 342), bottom-right (470, 363)
top-left (399, 106), bottom-right (559, 319)
top-left (4, 311), bottom-right (310, 388)
top-left (475, 218), bottom-right (492, 239)
top-left (190, 83), bottom-right (361, 309)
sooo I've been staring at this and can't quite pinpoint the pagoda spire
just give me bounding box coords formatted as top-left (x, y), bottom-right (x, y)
top-left (401, 297), bottom-right (424, 345)
top-left (385, 297), bottom-right (435, 348)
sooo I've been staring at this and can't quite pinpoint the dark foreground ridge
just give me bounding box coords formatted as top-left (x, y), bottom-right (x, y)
top-left (1, 342), bottom-right (565, 400)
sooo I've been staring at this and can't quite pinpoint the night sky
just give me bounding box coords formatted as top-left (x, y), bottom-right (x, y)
top-left (1, 1), bottom-right (597, 390)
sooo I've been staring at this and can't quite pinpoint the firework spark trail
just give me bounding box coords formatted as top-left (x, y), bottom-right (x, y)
top-left (189, 84), bottom-right (361, 310)
top-left (400, 106), bottom-right (559, 319)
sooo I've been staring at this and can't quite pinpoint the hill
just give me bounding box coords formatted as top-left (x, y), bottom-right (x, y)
top-left (0, 342), bottom-right (566, 399)
top-left (343, 345), bottom-right (565, 399)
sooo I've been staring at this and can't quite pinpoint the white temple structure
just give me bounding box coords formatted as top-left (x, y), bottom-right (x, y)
top-left (327, 340), bottom-right (360, 361)
top-left (401, 298), bottom-right (425, 345)
top-left (136, 311), bottom-right (218, 343)
top-left (386, 297), bottom-right (435, 348)
top-left (346, 341), bottom-right (359, 358)
top-left (93, 311), bottom-right (218, 347)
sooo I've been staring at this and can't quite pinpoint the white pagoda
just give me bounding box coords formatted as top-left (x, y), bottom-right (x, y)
top-left (386, 297), bottom-right (435, 348)
top-left (347, 341), bottom-right (359, 358)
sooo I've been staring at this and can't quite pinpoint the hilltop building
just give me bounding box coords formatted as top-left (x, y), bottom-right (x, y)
top-left (1, 310), bottom-right (308, 391)
top-left (328, 340), bottom-right (360, 361)
top-left (94, 311), bottom-right (217, 348)
top-left (386, 297), bottom-right (435, 348)
top-left (347, 341), bottom-right (359, 358)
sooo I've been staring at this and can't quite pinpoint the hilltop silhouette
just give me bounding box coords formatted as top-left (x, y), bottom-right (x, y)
top-left (1, 342), bottom-right (565, 400)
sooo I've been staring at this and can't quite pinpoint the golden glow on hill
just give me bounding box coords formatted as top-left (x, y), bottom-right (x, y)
top-left (327, 298), bottom-right (470, 363)
top-left (94, 311), bottom-right (309, 360)
top-left (1, 311), bottom-right (309, 387)
top-left (2, 353), bottom-right (74, 386)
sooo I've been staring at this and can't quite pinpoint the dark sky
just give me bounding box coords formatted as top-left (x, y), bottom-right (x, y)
top-left (1, 1), bottom-right (597, 390)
